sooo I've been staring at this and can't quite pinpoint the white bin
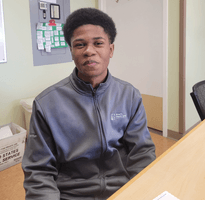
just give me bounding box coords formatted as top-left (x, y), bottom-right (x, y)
top-left (20, 97), bottom-right (35, 135)
top-left (0, 123), bottom-right (26, 171)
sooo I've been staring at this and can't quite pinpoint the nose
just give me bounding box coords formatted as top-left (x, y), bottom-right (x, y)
top-left (83, 44), bottom-right (96, 57)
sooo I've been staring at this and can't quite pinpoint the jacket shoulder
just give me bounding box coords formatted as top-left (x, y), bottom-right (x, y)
top-left (36, 76), bottom-right (71, 101)
top-left (112, 76), bottom-right (141, 96)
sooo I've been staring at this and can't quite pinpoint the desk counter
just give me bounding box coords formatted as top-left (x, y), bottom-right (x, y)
top-left (108, 121), bottom-right (205, 200)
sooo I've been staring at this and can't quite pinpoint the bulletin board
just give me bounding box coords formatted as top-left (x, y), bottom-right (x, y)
top-left (0, 0), bottom-right (7, 63)
top-left (29, 0), bottom-right (71, 66)
top-left (36, 22), bottom-right (68, 53)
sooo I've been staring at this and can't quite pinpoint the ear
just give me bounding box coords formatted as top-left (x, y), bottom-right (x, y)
top-left (109, 43), bottom-right (114, 58)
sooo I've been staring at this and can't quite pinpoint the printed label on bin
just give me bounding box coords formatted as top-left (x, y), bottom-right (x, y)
top-left (0, 143), bottom-right (22, 165)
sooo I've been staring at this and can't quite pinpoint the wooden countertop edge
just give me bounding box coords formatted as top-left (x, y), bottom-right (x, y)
top-left (107, 120), bottom-right (204, 200)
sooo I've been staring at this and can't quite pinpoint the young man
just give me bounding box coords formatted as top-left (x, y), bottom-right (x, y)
top-left (22, 8), bottom-right (156, 200)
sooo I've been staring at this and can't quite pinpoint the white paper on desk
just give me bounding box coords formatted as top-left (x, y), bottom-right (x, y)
top-left (153, 191), bottom-right (180, 200)
top-left (0, 126), bottom-right (13, 140)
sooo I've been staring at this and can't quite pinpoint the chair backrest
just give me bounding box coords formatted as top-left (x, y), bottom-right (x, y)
top-left (190, 80), bottom-right (205, 121)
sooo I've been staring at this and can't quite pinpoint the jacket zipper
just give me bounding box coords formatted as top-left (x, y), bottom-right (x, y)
top-left (92, 91), bottom-right (106, 197)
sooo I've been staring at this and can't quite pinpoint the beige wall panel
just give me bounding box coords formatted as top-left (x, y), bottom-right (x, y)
top-left (0, 0), bottom-right (97, 127)
top-left (186, 0), bottom-right (205, 130)
top-left (168, 0), bottom-right (180, 133)
top-left (142, 94), bottom-right (163, 131)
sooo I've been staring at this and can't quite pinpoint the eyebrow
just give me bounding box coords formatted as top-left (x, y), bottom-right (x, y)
top-left (73, 37), bottom-right (106, 43)
top-left (93, 37), bottom-right (106, 40)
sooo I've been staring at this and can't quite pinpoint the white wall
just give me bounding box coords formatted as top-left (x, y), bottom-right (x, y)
top-left (0, 0), bottom-right (183, 134)
top-left (0, 0), bottom-right (98, 128)
top-left (186, 0), bottom-right (205, 130)
top-left (106, 0), bottom-right (163, 97)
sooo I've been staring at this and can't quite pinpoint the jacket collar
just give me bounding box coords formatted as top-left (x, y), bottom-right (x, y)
top-left (70, 67), bottom-right (112, 96)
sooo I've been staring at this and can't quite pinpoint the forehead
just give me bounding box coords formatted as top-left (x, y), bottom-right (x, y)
top-left (71, 24), bottom-right (109, 42)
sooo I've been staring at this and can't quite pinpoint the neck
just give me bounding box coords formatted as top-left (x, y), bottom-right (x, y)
top-left (77, 71), bottom-right (108, 89)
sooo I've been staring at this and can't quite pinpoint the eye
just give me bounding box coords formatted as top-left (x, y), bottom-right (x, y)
top-left (95, 41), bottom-right (104, 46)
top-left (74, 43), bottom-right (85, 48)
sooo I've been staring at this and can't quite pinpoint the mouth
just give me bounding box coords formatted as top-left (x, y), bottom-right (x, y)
top-left (83, 60), bottom-right (99, 67)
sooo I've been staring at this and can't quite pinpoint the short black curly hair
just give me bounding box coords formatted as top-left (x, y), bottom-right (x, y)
top-left (63, 8), bottom-right (117, 47)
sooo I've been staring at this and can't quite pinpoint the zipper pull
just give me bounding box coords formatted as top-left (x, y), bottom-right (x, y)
top-left (92, 88), bottom-right (97, 97)
top-left (92, 90), bottom-right (96, 97)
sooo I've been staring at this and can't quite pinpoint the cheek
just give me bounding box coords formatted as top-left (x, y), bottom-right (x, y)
top-left (103, 51), bottom-right (112, 63)
top-left (71, 51), bottom-right (80, 62)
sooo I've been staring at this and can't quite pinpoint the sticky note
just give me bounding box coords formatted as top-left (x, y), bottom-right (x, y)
top-left (37, 31), bottom-right (43, 36)
top-left (57, 26), bottom-right (62, 31)
top-left (37, 39), bottom-right (43, 44)
top-left (60, 37), bottom-right (65, 41)
top-left (47, 26), bottom-right (52, 31)
top-left (54, 37), bottom-right (59, 41)
top-left (60, 31), bottom-right (64, 35)
top-left (45, 45), bottom-right (51, 52)
top-left (54, 30), bottom-right (59, 35)
top-left (55, 42), bottom-right (60, 47)
top-left (44, 31), bottom-right (51, 37)
top-left (46, 41), bottom-right (51, 45)
top-left (38, 43), bottom-right (44, 50)
top-left (61, 42), bottom-right (65, 46)
top-left (37, 35), bottom-right (43, 39)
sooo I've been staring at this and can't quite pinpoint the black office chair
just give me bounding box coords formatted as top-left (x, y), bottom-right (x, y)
top-left (190, 80), bottom-right (205, 121)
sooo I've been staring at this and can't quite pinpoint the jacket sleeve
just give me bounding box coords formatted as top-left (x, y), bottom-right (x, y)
top-left (123, 89), bottom-right (156, 179)
top-left (22, 100), bottom-right (60, 200)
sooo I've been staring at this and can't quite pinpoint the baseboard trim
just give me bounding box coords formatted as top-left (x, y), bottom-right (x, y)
top-left (167, 129), bottom-right (183, 141)
top-left (148, 127), bottom-right (183, 141)
top-left (149, 121), bottom-right (201, 140)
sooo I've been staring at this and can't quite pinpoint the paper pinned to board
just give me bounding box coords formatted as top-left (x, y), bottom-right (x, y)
top-left (0, 126), bottom-right (13, 140)
top-left (45, 45), bottom-right (51, 52)
top-left (153, 191), bottom-right (180, 200)
top-left (61, 42), bottom-right (65, 46)
top-left (38, 43), bottom-right (44, 50)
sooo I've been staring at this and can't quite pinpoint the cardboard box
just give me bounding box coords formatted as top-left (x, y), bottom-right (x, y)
top-left (0, 123), bottom-right (26, 171)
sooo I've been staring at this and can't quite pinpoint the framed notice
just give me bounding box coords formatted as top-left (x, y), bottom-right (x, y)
top-left (0, 0), bottom-right (6, 63)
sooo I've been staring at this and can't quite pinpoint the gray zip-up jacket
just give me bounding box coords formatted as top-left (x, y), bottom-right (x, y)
top-left (22, 68), bottom-right (156, 200)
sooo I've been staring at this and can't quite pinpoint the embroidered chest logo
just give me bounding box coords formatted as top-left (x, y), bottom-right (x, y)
top-left (111, 113), bottom-right (126, 121)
